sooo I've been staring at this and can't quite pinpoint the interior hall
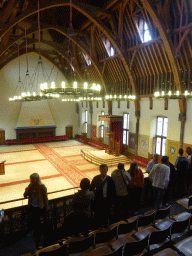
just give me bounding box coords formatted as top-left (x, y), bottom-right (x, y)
top-left (0, 0), bottom-right (192, 255)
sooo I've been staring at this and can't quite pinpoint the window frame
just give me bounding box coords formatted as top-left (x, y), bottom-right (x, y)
top-left (155, 117), bottom-right (168, 156)
top-left (101, 35), bottom-right (116, 57)
top-left (84, 110), bottom-right (88, 133)
top-left (134, 16), bottom-right (152, 43)
top-left (123, 113), bottom-right (129, 145)
top-left (100, 111), bottom-right (105, 138)
top-left (82, 52), bottom-right (91, 66)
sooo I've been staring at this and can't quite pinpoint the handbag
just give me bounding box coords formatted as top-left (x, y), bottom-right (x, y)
top-left (120, 170), bottom-right (134, 193)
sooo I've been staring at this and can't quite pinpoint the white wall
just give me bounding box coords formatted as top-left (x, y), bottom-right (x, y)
top-left (78, 97), bottom-right (192, 155)
top-left (48, 100), bottom-right (78, 136)
top-left (0, 52), bottom-right (78, 139)
top-left (140, 98), bottom-right (180, 141)
top-left (2, 52), bottom-right (192, 147)
top-left (184, 99), bottom-right (192, 144)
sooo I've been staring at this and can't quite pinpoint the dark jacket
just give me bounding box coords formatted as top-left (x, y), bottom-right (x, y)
top-left (90, 175), bottom-right (116, 207)
top-left (24, 183), bottom-right (48, 210)
top-left (72, 190), bottom-right (94, 218)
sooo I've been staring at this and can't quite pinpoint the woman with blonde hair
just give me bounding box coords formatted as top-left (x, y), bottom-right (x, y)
top-left (24, 173), bottom-right (48, 249)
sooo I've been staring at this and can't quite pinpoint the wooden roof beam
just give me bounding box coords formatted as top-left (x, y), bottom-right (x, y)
top-left (0, 23), bottom-right (104, 89)
top-left (141, 0), bottom-right (184, 114)
top-left (0, 0), bottom-right (137, 96)
top-left (0, 48), bottom-right (67, 80)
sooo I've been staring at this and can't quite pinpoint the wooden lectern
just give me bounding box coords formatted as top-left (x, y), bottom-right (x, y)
top-left (0, 161), bottom-right (5, 175)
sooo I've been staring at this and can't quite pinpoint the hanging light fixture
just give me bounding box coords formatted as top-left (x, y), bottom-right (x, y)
top-left (9, 2), bottom-right (59, 102)
top-left (40, 0), bottom-right (103, 102)
top-left (154, 90), bottom-right (192, 99)
top-left (9, 40), bottom-right (24, 101)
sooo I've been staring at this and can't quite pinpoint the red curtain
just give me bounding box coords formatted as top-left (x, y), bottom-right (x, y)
top-left (111, 121), bottom-right (123, 153)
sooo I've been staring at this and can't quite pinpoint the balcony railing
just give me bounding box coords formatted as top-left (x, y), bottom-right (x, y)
top-left (0, 186), bottom-right (79, 248)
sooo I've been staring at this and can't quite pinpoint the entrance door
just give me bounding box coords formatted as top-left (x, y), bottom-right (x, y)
top-left (66, 126), bottom-right (73, 139)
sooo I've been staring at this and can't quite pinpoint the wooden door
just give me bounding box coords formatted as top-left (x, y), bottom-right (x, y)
top-left (66, 126), bottom-right (73, 139)
top-left (0, 130), bottom-right (5, 145)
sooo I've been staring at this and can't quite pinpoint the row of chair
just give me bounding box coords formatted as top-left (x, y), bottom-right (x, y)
top-left (35, 220), bottom-right (191, 256)
top-left (77, 136), bottom-right (107, 150)
top-left (30, 206), bottom-right (192, 256)
top-left (154, 236), bottom-right (192, 256)
top-left (6, 135), bottom-right (68, 145)
top-left (34, 206), bottom-right (172, 255)
top-left (34, 205), bottom-right (192, 256)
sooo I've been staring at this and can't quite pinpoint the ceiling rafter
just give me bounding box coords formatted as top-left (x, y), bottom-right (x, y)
top-left (0, 0), bottom-right (138, 95)
top-left (0, 23), bottom-right (106, 89)
top-left (141, 0), bottom-right (185, 113)
top-left (0, 48), bottom-right (67, 80)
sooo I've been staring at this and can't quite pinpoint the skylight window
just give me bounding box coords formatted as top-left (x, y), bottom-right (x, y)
top-left (110, 47), bottom-right (115, 57)
top-left (83, 52), bottom-right (91, 66)
top-left (143, 22), bottom-right (151, 42)
top-left (134, 16), bottom-right (152, 43)
top-left (101, 35), bottom-right (116, 57)
top-left (70, 64), bottom-right (75, 71)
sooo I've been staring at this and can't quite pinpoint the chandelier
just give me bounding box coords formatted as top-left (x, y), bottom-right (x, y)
top-left (9, 56), bottom-right (60, 102)
top-left (41, 81), bottom-right (102, 102)
top-left (40, 0), bottom-right (103, 102)
top-left (9, 1), bottom-right (59, 102)
top-left (154, 90), bottom-right (192, 99)
top-left (105, 94), bottom-right (136, 100)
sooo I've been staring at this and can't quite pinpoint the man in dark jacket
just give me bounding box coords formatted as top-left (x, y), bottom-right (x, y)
top-left (90, 164), bottom-right (116, 229)
top-left (72, 178), bottom-right (94, 237)
top-left (174, 148), bottom-right (189, 197)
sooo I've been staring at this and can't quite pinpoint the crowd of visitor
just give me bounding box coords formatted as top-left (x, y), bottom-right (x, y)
top-left (23, 147), bottom-right (192, 249)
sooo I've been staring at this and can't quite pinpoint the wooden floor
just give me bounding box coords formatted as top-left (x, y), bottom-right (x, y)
top-left (0, 140), bottom-right (146, 210)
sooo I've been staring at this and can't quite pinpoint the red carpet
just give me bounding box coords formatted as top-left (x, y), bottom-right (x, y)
top-left (0, 174), bottom-right (63, 187)
top-left (34, 144), bottom-right (90, 186)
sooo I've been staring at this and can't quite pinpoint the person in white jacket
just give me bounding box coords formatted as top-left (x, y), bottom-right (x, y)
top-left (148, 156), bottom-right (170, 209)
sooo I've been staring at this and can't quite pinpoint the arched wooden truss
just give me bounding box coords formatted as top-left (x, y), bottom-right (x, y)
top-left (0, 0), bottom-right (192, 114)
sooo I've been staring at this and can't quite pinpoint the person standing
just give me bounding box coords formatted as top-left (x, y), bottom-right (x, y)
top-left (90, 164), bottom-right (116, 229)
top-left (185, 147), bottom-right (192, 192)
top-left (163, 156), bottom-right (176, 205)
top-left (111, 163), bottom-right (131, 221)
top-left (174, 148), bottom-right (189, 197)
top-left (72, 178), bottom-right (94, 237)
top-left (24, 173), bottom-right (48, 249)
top-left (128, 162), bottom-right (144, 214)
top-left (149, 156), bottom-right (170, 209)
top-left (146, 154), bottom-right (159, 174)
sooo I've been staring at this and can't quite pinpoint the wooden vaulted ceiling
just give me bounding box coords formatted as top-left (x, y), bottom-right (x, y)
top-left (0, 0), bottom-right (192, 100)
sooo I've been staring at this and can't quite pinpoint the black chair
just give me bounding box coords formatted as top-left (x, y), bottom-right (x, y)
top-left (174, 236), bottom-right (192, 256)
top-left (68, 234), bottom-right (95, 254)
top-left (95, 226), bottom-right (118, 245)
top-left (154, 219), bottom-right (175, 231)
top-left (177, 196), bottom-right (192, 210)
top-left (153, 248), bottom-right (180, 255)
top-left (149, 225), bottom-right (171, 250)
top-left (138, 211), bottom-right (155, 229)
top-left (155, 205), bottom-right (171, 221)
top-left (124, 235), bottom-right (149, 255)
top-left (118, 218), bottom-right (138, 236)
top-left (38, 243), bottom-right (68, 256)
top-left (173, 211), bottom-right (192, 222)
top-left (170, 218), bottom-right (190, 241)
top-left (103, 245), bottom-right (123, 256)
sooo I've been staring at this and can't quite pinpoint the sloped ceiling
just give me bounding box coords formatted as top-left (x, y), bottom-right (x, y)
top-left (0, 0), bottom-right (192, 100)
